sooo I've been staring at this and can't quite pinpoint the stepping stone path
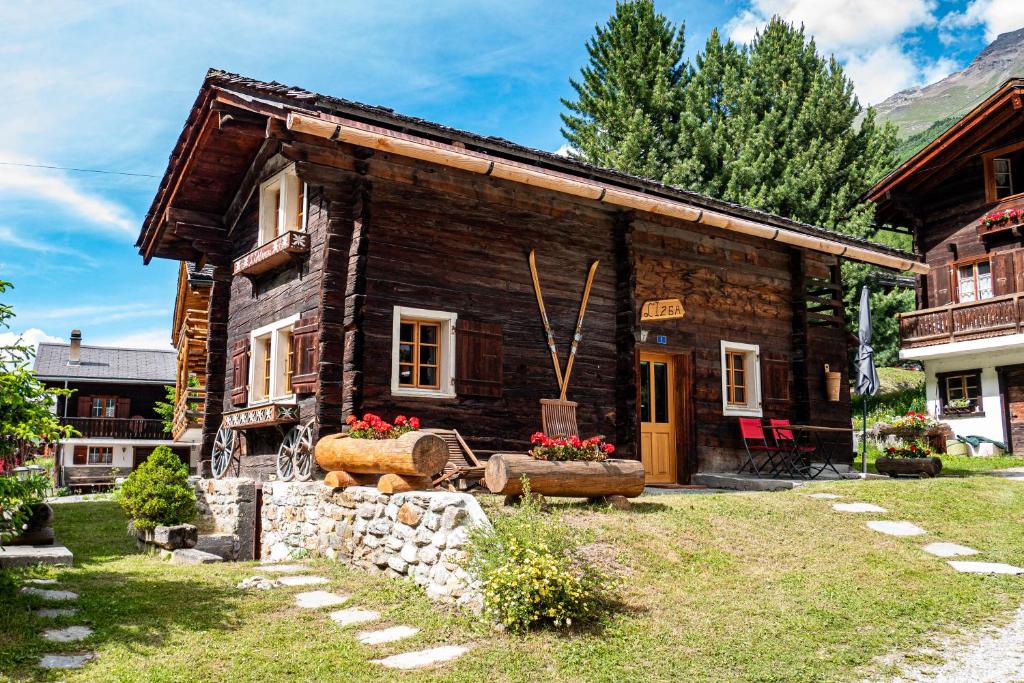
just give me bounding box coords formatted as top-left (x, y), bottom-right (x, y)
top-left (38, 653), bottom-right (95, 669)
top-left (923, 542), bottom-right (980, 558)
top-left (329, 607), bottom-right (380, 626)
top-left (805, 493), bottom-right (842, 499)
top-left (21, 587), bottom-right (78, 601)
top-left (866, 520), bottom-right (927, 537)
top-left (948, 561), bottom-right (1024, 575)
top-left (295, 591), bottom-right (349, 609)
top-left (259, 563), bottom-right (309, 574)
top-left (372, 645), bottom-right (471, 670)
top-left (277, 575), bottom-right (329, 587)
top-left (43, 626), bottom-right (93, 642)
top-left (833, 502), bottom-right (886, 513)
top-left (358, 625), bottom-right (420, 645)
top-left (35, 607), bottom-right (77, 618)
top-left (25, 578), bottom-right (59, 585)
top-left (236, 576), bottom-right (279, 590)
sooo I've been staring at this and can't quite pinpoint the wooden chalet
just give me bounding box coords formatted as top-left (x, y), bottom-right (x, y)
top-left (137, 69), bottom-right (923, 484)
top-left (869, 77), bottom-right (1024, 452)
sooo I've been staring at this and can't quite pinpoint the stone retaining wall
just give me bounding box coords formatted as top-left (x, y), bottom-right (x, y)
top-left (192, 478), bottom-right (256, 561)
top-left (261, 481), bottom-right (488, 608)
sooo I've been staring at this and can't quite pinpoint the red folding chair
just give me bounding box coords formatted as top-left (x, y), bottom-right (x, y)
top-left (738, 418), bottom-right (780, 477)
top-left (768, 418), bottom-right (815, 477)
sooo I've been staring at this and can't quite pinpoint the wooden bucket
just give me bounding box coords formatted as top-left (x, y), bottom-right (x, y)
top-left (824, 364), bottom-right (841, 402)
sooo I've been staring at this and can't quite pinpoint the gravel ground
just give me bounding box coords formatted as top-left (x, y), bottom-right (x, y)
top-left (877, 604), bottom-right (1024, 682)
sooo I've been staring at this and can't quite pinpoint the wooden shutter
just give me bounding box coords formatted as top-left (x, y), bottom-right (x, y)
top-left (76, 395), bottom-right (92, 417)
top-left (992, 252), bottom-right (1015, 296)
top-left (72, 445), bottom-right (87, 465)
top-left (230, 338), bottom-right (251, 406)
top-left (1014, 250), bottom-right (1024, 293)
top-left (292, 313), bottom-right (319, 394)
top-left (762, 359), bottom-right (790, 402)
top-left (455, 319), bottom-right (503, 398)
top-left (933, 264), bottom-right (952, 306)
top-left (115, 397), bottom-right (131, 419)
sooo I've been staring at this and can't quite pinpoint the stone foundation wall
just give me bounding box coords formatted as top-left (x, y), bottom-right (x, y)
top-left (192, 478), bottom-right (256, 561)
top-left (261, 482), bottom-right (488, 608)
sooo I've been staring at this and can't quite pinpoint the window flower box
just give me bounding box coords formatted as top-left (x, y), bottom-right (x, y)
top-left (232, 230), bottom-right (309, 278)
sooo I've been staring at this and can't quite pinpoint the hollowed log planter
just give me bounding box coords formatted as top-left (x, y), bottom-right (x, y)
top-left (314, 431), bottom-right (447, 493)
top-left (484, 453), bottom-right (646, 498)
top-left (876, 456), bottom-right (942, 478)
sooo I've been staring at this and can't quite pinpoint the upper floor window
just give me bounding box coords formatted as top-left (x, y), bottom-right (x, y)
top-left (91, 397), bottom-right (115, 418)
top-left (258, 165), bottom-right (307, 245)
top-left (983, 141), bottom-right (1024, 202)
top-left (956, 260), bottom-right (992, 303)
top-left (249, 314), bottom-right (300, 403)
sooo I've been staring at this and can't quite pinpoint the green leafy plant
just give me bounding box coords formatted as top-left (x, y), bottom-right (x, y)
top-left (116, 446), bottom-right (195, 531)
top-left (467, 479), bottom-right (618, 632)
top-left (154, 374), bottom-right (200, 433)
top-left (946, 398), bottom-right (972, 410)
top-left (0, 473), bottom-right (50, 547)
top-left (884, 442), bottom-right (933, 459)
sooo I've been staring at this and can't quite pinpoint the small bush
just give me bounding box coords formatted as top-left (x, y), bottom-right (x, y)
top-left (0, 473), bottom-right (50, 546)
top-left (467, 480), bottom-right (618, 632)
top-left (117, 446), bottom-right (195, 531)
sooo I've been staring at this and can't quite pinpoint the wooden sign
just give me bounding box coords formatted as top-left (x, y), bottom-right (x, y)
top-left (640, 298), bottom-right (685, 322)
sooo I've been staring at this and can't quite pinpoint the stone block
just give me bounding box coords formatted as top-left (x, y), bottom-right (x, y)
top-left (400, 543), bottom-right (419, 564)
top-left (441, 507), bottom-right (466, 530)
top-left (422, 512), bottom-right (441, 531)
top-left (385, 535), bottom-right (404, 551)
top-left (0, 545), bottom-right (73, 568)
top-left (417, 545), bottom-right (440, 565)
top-left (397, 503), bottom-right (423, 526)
top-left (194, 533), bottom-right (240, 561)
top-left (387, 555), bottom-right (408, 574)
top-left (414, 527), bottom-right (434, 546)
top-left (169, 548), bottom-right (223, 565)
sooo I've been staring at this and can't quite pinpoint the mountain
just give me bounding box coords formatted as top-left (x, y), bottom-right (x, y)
top-left (873, 27), bottom-right (1024, 163)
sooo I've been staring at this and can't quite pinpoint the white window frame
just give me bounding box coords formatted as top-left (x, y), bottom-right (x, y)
top-left (248, 314), bottom-right (301, 405)
top-left (258, 164), bottom-right (308, 245)
top-left (87, 446), bottom-right (113, 465)
top-left (720, 340), bottom-right (762, 417)
top-left (390, 306), bottom-right (457, 399)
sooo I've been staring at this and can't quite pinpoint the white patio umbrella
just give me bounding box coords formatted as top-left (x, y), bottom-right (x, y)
top-left (855, 285), bottom-right (880, 474)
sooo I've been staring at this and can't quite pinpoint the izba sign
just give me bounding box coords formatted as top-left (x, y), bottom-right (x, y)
top-left (640, 298), bottom-right (685, 322)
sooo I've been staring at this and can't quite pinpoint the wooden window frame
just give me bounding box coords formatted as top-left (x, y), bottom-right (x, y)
top-left (258, 164), bottom-right (308, 245)
top-left (983, 140), bottom-right (1024, 203)
top-left (720, 340), bottom-right (762, 417)
top-left (390, 306), bottom-right (457, 399)
top-left (248, 314), bottom-right (300, 405)
top-left (953, 257), bottom-right (993, 303)
top-left (91, 396), bottom-right (117, 418)
top-left (87, 446), bottom-right (113, 465)
top-left (937, 369), bottom-right (984, 415)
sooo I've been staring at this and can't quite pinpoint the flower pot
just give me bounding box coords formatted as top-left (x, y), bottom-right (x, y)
top-left (876, 456), bottom-right (942, 478)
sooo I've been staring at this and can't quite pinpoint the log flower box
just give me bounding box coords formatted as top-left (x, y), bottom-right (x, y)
top-left (876, 443), bottom-right (942, 478)
top-left (232, 230), bottom-right (309, 277)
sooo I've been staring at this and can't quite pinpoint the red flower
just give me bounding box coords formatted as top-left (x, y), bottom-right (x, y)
top-left (378, 422), bottom-right (392, 433)
top-left (346, 414), bottom-right (357, 425)
top-left (394, 415), bottom-right (407, 426)
top-left (602, 443), bottom-right (615, 454)
top-left (409, 417), bottom-right (420, 429)
top-left (353, 421), bottom-right (368, 431)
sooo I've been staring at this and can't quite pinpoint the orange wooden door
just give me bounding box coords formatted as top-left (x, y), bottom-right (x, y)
top-left (639, 352), bottom-right (677, 483)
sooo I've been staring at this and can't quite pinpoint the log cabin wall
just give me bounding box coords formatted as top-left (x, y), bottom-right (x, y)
top-left (53, 382), bottom-right (168, 419)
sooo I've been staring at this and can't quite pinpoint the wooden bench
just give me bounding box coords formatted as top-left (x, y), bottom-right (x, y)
top-left (63, 466), bottom-right (119, 492)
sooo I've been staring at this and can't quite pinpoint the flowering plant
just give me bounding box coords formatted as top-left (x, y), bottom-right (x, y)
top-left (884, 442), bottom-right (933, 459)
top-left (529, 433), bottom-right (614, 462)
top-left (889, 411), bottom-right (937, 433)
top-left (345, 412), bottom-right (420, 439)
top-left (980, 207), bottom-right (1022, 228)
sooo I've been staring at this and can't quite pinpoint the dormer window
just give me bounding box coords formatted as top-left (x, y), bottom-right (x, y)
top-left (258, 165), bottom-right (307, 245)
top-left (983, 142), bottom-right (1024, 202)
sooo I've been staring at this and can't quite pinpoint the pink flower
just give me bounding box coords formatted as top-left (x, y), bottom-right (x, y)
top-left (409, 417), bottom-right (420, 429)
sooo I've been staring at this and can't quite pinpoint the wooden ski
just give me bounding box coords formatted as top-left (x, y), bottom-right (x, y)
top-left (529, 249), bottom-right (564, 390)
top-left (559, 259), bottom-right (600, 400)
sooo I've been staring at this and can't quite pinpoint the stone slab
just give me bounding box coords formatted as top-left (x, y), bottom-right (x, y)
top-left (193, 533), bottom-right (239, 560)
top-left (866, 521), bottom-right (927, 537)
top-left (38, 653), bottom-right (95, 669)
top-left (948, 561), bottom-right (1024, 575)
top-left (295, 591), bottom-right (349, 609)
top-left (833, 502), bottom-right (887, 513)
top-left (43, 626), bottom-right (93, 642)
top-left (169, 548), bottom-right (223, 565)
top-left (35, 608), bottom-right (77, 618)
top-left (372, 645), bottom-right (471, 669)
top-left (358, 625), bottom-right (420, 645)
top-left (922, 542), bottom-right (980, 558)
top-left (20, 587), bottom-right (78, 601)
top-left (24, 578), bottom-right (59, 585)
top-left (693, 473), bottom-right (796, 491)
top-left (277, 575), bottom-right (329, 587)
top-left (258, 563), bottom-right (308, 574)
top-left (804, 493), bottom-right (842, 499)
top-left (0, 544), bottom-right (73, 568)
top-left (329, 607), bottom-right (380, 626)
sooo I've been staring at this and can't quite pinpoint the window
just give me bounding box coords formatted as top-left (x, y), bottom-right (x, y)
top-left (956, 260), bottom-right (993, 303)
top-left (91, 398), bottom-right (115, 418)
top-left (258, 165), bottom-right (307, 245)
top-left (720, 341), bottom-right (762, 417)
top-left (939, 370), bottom-right (983, 414)
top-left (248, 315), bottom-right (300, 403)
top-left (87, 446), bottom-right (113, 465)
top-left (390, 307), bottom-right (457, 398)
top-left (983, 141), bottom-right (1024, 202)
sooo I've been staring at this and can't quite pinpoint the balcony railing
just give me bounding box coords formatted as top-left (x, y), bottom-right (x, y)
top-left (63, 417), bottom-right (168, 440)
top-left (172, 388), bottom-right (206, 441)
top-left (900, 292), bottom-right (1024, 349)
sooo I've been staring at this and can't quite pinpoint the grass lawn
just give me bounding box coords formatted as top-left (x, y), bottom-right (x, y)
top-left (855, 444), bottom-right (1024, 477)
top-left (3, 478), bottom-right (1024, 682)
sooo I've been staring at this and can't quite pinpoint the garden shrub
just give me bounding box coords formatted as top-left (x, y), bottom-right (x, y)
top-left (467, 480), bottom-right (618, 632)
top-left (117, 446), bottom-right (195, 531)
top-left (0, 473), bottom-right (49, 546)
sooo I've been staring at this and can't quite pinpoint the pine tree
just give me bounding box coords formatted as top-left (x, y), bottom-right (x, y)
top-left (560, 0), bottom-right (687, 180)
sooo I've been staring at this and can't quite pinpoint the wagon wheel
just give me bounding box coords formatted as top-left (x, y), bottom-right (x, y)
top-left (277, 421), bottom-right (315, 482)
top-left (211, 421), bottom-right (237, 479)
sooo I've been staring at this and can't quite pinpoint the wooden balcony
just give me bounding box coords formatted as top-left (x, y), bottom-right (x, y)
top-left (63, 417), bottom-right (168, 440)
top-left (232, 230), bottom-right (309, 278)
top-left (171, 387), bottom-right (206, 441)
top-left (900, 292), bottom-right (1024, 349)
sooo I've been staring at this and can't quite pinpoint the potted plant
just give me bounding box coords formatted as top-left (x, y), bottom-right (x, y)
top-left (1, 472), bottom-right (54, 546)
top-left (943, 398), bottom-right (974, 416)
top-left (876, 441), bottom-right (943, 478)
top-left (878, 411), bottom-right (937, 440)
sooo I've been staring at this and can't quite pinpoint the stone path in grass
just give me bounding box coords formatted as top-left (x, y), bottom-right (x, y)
top-left (25, 577), bottom-right (97, 671)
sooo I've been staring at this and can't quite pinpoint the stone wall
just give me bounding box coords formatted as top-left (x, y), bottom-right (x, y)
top-left (261, 482), bottom-right (488, 608)
top-left (192, 478), bottom-right (256, 561)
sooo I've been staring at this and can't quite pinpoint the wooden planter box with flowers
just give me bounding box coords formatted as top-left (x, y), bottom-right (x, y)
top-left (484, 433), bottom-right (645, 506)
top-left (876, 443), bottom-right (942, 478)
top-left (977, 206), bottom-right (1023, 239)
top-left (314, 413), bottom-right (447, 493)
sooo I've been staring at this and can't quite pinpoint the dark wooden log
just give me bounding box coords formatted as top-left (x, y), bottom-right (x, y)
top-left (876, 456), bottom-right (943, 478)
top-left (484, 453), bottom-right (646, 497)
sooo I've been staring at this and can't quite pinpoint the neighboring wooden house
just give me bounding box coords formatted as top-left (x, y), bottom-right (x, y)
top-left (136, 69), bottom-right (924, 484)
top-left (170, 261), bottom-right (213, 443)
top-left (34, 331), bottom-right (192, 489)
top-left (869, 78), bottom-right (1024, 452)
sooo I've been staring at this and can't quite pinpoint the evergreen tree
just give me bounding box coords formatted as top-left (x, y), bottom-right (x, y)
top-left (560, 0), bottom-right (687, 180)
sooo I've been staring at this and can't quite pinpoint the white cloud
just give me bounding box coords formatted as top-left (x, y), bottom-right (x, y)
top-left (942, 0), bottom-right (1024, 42)
top-left (0, 225), bottom-right (79, 256)
top-left (0, 327), bottom-right (64, 351)
top-left (91, 327), bottom-right (173, 351)
top-left (27, 302), bottom-right (167, 323)
top-left (726, 0), bottom-right (950, 105)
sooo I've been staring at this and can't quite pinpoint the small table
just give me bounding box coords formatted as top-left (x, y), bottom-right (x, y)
top-left (769, 424), bottom-right (853, 480)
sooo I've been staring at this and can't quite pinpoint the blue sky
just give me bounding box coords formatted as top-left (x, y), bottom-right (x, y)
top-left (1, 0), bottom-right (1019, 351)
